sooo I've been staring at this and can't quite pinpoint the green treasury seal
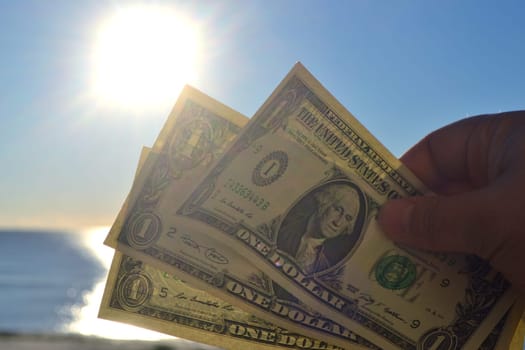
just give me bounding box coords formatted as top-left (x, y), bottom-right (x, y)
top-left (375, 255), bottom-right (416, 290)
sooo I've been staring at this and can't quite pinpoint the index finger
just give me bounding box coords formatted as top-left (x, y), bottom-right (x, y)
top-left (400, 115), bottom-right (494, 194)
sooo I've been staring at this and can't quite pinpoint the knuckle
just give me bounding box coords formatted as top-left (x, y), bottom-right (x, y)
top-left (410, 197), bottom-right (442, 247)
top-left (477, 201), bottom-right (516, 259)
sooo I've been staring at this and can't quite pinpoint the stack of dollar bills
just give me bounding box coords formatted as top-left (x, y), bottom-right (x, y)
top-left (99, 63), bottom-right (525, 350)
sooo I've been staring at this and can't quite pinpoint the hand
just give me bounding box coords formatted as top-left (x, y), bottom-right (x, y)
top-left (378, 111), bottom-right (525, 292)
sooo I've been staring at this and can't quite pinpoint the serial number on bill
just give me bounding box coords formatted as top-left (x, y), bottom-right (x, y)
top-left (223, 178), bottom-right (270, 210)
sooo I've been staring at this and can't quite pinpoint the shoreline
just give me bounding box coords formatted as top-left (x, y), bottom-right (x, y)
top-left (0, 332), bottom-right (219, 350)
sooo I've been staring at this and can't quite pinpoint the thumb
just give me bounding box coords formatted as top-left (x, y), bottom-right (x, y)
top-left (378, 190), bottom-right (501, 258)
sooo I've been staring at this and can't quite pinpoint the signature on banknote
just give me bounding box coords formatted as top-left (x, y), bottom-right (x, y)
top-left (180, 234), bottom-right (229, 265)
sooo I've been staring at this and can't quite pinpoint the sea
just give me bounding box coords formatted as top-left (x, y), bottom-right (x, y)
top-left (0, 227), bottom-right (173, 340)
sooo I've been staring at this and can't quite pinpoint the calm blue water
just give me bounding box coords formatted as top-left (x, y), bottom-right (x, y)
top-left (0, 230), bottom-right (105, 333)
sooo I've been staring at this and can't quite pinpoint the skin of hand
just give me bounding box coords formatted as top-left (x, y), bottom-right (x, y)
top-left (378, 111), bottom-right (525, 292)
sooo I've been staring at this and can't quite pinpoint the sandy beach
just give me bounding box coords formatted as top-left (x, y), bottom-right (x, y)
top-left (0, 333), bottom-right (219, 350)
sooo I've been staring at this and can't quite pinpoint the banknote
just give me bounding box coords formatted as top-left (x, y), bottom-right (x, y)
top-left (99, 251), bottom-right (367, 350)
top-left (115, 63), bottom-right (516, 349)
top-left (503, 303), bottom-right (525, 350)
top-left (104, 84), bottom-right (248, 249)
top-left (105, 87), bottom-right (378, 348)
top-left (508, 317), bottom-right (524, 349)
top-left (481, 301), bottom-right (524, 350)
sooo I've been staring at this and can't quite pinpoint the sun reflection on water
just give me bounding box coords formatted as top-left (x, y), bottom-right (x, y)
top-left (65, 226), bottom-right (172, 340)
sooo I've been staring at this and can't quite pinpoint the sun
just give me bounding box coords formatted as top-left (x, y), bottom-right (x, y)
top-left (91, 5), bottom-right (201, 110)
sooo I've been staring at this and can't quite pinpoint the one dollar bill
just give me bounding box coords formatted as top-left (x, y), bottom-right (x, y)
top-left (115, 63), bottom-right (516, 349)
top-left (100, 250), bottom-right (356, 350)
top-left (104, 85), bottom-right (248, 249)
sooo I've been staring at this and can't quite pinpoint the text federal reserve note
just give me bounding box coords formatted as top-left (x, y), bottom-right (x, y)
top-left (153, 63), bottom-right (513, 349)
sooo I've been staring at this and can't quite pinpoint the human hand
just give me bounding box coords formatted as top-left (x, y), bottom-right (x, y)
top-left (378, 111), bottom-right (525, 292)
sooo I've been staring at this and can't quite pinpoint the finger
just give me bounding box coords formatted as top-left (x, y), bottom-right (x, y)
top-left (400, 115), bottom-right (493, 192)
top-left (377, 189), bottom-right (503, 259)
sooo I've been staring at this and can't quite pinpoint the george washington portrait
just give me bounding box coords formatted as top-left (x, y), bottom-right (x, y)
top-left (276, 180), bottom-right (366, 274)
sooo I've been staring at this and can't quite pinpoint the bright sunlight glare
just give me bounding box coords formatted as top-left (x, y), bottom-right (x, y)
top-left (91, 5), bottom-right (201, 110)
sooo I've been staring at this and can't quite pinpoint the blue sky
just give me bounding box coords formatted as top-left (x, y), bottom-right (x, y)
top-left (1, 0), bottom-right (524, 229)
